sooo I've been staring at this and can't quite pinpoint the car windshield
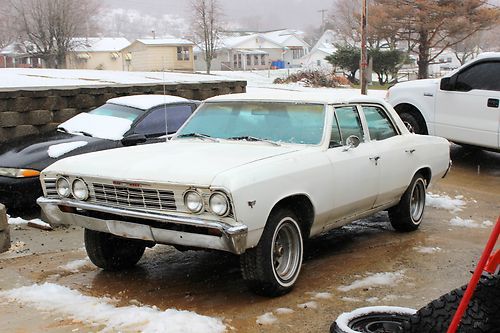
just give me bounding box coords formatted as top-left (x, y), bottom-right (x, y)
top-left (176, 102), bottom-right (326, 145)
top-left (89, 103), bottom-right (144, 121)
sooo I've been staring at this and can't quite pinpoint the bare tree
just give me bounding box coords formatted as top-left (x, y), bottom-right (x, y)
top-left (10, 0), bottom-right (99, 68)
top-left (191, 0), bottom-right (222, 74)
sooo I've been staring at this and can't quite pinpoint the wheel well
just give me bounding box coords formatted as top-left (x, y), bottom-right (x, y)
top-left (271, 195), bottom-right (314, 238)
top-left (394, 103), bottom-right (429, 135)
top-left (416, 167), bottom-right (432, 187)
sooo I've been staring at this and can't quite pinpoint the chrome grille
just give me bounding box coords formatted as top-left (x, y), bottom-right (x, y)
top-left (44, 178), bottom-right (58, 198)
top-left (91, 183), bottom-right (176, 212)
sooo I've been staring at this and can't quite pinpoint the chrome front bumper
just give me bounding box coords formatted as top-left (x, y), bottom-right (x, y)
top-left (37, 197), bottom-right (248, 254)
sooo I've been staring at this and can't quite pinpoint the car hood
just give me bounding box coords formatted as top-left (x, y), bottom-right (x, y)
top-left (44, 140), bottom-right (303, 186)
top-left (0, 131), bottom-right (117, 171)
top-left (392, 78), bottom-right (439, 89)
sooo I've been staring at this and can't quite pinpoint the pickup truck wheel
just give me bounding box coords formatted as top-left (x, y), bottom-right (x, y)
top-left (84, 229), bottom-right (146, 271)
top-left (240, 209), bottom-right (303, 297)
top-left (399, 112), bottom-right (423, 134)
top-left (388, 173), bottom-right (426, 232)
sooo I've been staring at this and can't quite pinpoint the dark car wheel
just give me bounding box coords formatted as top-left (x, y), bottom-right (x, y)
top-left (84, 229), bottom-right (146, 271)
top-left (403, 273), bottom-right (500, 333)
top-left (398, 112), bottom-right (425, 135)
top-left (330, 306), bottom-right (416, 333)
top-left (389, 173), bottom-right (426, 232)
top-left (240, 208), bottom-right (303, 297)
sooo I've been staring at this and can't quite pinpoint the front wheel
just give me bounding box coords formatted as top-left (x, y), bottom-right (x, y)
top-left (84, 229), bottom-right (146, 271)
top-left (389, 173), bottom-right (426, 232)
top-left (240, 208), bottom-right (304, 297)
top-left (399, 112), bottom-right (425, 134)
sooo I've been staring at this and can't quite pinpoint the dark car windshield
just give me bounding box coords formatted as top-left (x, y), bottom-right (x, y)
top-left (176, 102), bottom-right (326, 145)
top-left (89, 103), bottom-right (144, 121)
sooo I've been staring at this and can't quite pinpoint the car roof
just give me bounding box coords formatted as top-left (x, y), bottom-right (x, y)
top-left (107, 94), bottom-right (191, 110)
top-left (205, 90), bottom-right (384, 105)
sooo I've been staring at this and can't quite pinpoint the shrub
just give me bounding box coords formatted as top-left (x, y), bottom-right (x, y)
top-left (273, 70), bottom-right (351, 87)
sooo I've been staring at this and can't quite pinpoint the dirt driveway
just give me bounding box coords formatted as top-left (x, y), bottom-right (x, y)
top-left (0, 145), bottom-right (498, 333)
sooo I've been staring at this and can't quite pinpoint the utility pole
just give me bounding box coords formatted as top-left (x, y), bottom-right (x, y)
top-left (360, 0), bottom-right (368, 95)
top-left (318, 9), bottom-right (327, 32)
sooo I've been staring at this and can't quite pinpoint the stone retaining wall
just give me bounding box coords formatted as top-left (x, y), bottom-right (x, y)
top-left (0, 204), bottom-right (9, 253)
top-left (0, 81), bottom-right (246, 143)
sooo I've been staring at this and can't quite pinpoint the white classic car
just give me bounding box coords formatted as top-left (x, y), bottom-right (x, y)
top-left (38, 91), bottom-right (451, 296)
top-left (387, 52), bottom-right (500, 152)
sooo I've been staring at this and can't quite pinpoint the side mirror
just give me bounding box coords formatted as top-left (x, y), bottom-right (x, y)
top-left (440, 77), bottom-right (453, 91)
top-left (121, 133), bottom-right (147, 146)
top-left (343, 135), bottom-right (361, 151)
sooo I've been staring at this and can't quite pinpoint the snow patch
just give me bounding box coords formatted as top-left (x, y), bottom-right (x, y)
top-left (8, 216), bottom-right (49, 229)
top-left (341, 297), bottom-right (362, 303)
top-left (450, 217), bottom-right (478, 228)
top-left (59, 259), bottom-right (92, 273)
top-left (414, 246), bottom-right (442, 254)
top-left (275, 307), bottom-right (294, 315)
top-left (366, 297), bottom-right (379, 303)
top-left (297, 301), bottom-right (318, 309)
top-left (482, 220), bottom-right (493, 227)
top-left (338, 271), bottom-right (405, 292)
top-left (48, 141), bottom-right (88, 158)
top-left (312, 292), bottom-right (332, 300)
top-left (59, 113), bottom-right (133, 140)
top-left (426, 193), bottom-right (466, 213)
top-left (256, 312), bottom-right (278, 325)
top-left (0, 283), bottom-right (226, 333)
top-left (335, 306), bottom-right (416, 333)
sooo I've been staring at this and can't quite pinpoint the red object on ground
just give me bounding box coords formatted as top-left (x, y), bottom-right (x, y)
top-left (447, 216), bottom-right (500, 333)
top-left (485, 250), bottom-right (500, 274)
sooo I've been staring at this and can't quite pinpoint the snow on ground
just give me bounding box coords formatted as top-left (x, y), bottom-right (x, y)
top-left (256, 312), bottom-right (278, 325)
top-left (335, 306), bottom-right (416, 333)
top-left (413, 246), bottom-right (442, 254)
top-left (297, 301), bottom-right (318, 309)
top-left (312, 292), bottom-right (332, 299)
top-left (0, 68), bottom-right (237, 91)
top-left (59, 113), bottom-right (133, 140)
top-left (58, 258), bottom-right (92, 273)
top-left (7, 216), bottom-right (50, 229)
top-left (341, 297), bottom-right (362, 303)
top-left (0, 283), bottom-right (225, 333)
top-left (449, 217), bottom-right (493, 229)
top-left (275, 307), bottom-right (295, 315)
top-left (426, 192), bottom-right (466, 213)
top-left (337, 271), bottom-right (405, 292)
top-left (47, 141), bottom-right (88, 158)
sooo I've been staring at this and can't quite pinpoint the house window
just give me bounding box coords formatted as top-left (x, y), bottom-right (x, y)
top-left (254, 55), bottom-right (259, 65)
top-left (246, 54), bottom-right (251, 66)
top-left (260, 54), bottom-right (265, 65)
top-left (177, 46), bottom-right (190, 61)
top-left (233, 54), bottom-right (237, 68)
top-left (292, 48), bottom-right (304, 59)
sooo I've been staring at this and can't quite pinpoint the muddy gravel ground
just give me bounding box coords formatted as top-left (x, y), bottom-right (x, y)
top-left (0, 145), bottom-right (498, 333)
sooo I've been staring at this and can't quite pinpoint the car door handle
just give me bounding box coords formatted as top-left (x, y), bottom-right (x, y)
top-left (405, 149), bottom-right (416, 154)
top-left (487, 98), bottom-right (499, 108)
top-left (369, 156), bottom-right (381, 165)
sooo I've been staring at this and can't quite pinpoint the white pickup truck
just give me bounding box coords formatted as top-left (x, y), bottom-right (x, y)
top-left (387, 53), bottom-right (500, 152)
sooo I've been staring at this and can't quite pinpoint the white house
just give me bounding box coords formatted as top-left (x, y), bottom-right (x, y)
top-left (66, 37), bottom-right (131, 71)
top-left (301, 30), bottom-right (338, 69)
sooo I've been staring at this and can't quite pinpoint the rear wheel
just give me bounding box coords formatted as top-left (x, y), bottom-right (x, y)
top-left (398, 111), bottom-right (425, 135)
top-left (240, 208), bottom-right (303, 297)
top-left (389, 173), bottom-right (426, 232)
top-left (84, 229), bottom-right (146, 271)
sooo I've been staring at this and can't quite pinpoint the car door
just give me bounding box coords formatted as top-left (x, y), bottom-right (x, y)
top-left (434, 60), bottom-right (500, 149)
top-left (360, 104), bottom-right (413, 207)
top-left (132, 103), bottom-right (195, 140)
top-left (325, 105), bottom-right (379, 224)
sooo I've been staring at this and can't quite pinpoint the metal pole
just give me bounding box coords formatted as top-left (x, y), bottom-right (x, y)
top-left (360, 0), bottom-right (368, 95)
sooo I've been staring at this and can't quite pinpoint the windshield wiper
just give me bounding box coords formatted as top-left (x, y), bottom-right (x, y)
top-left (57, 126), bottom-right (69, 133)
top-left (176, 132), bottom-right (219, 142)
top-left (226, 136), bottom-right (280, 146)
top-left (73, 130), bottom-right (93, 137)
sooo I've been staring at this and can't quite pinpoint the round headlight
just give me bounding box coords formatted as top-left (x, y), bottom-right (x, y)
top-left (72, 179), bottom-right (89, 201)
top-left (184, 190), bottom-right (204, 213)
top-left (209, 192), bottom-right (229, 216)
top-left (56, 177), bottom-right (71, 198)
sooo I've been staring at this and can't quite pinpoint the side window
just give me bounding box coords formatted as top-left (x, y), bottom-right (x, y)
top-left (362, 105), bottom-right (398, 141)
top-left (455, 62), bottom-right (500, 92)
top-left (329, 114), bottom-right (342, 148)
top-left (134, 104), bottom-right (193, 136)
top-left (334, 106), bottom-right (364, 145)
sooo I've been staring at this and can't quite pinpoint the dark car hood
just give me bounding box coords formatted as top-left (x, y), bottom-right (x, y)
top-left (0, 131), bottom-right (119, 171)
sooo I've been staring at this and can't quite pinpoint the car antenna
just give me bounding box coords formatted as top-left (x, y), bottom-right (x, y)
top-left (162, 56), bottom-right (168, 143)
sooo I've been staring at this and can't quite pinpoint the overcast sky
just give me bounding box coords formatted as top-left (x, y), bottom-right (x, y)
top-left (103, 0), bottom-right (333, 31)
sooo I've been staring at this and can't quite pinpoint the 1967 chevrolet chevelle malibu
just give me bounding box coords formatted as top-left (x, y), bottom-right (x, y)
top-left (37, 91), bottom-right (451, 296)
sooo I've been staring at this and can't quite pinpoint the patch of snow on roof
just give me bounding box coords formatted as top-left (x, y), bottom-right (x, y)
top-left (47, 141), bottom-right (88, 158)
top-left (426, 192), bottom-right (466, 213)
top-left (137, 38), bottom-right (194, 46)
top-left (256, 312), bottom-right (278, 325)
top-left (108, 94), bottom-right (189, 110)
top-left (72, 38), bottom-right (130, 52)
top-left (335, 306), bottom-right (416, 333)
top-left (59, 113), bottom-right (132, 140)
top-left (338, 271), bottom-right (405, 292)
top-left (0, 283), bottom-right (226, 333)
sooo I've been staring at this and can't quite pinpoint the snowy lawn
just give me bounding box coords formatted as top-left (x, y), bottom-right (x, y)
top-left (0, 283), bottom-right (226, 333)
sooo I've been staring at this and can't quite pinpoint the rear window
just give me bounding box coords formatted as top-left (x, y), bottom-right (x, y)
top-left (90, 103), bottom-right (143, 121)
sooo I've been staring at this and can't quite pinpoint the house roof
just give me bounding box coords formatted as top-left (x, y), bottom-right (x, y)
top-left (136, 38), bottom-right (194, 46)
top-left (72, 38), bottom-right (130, 52)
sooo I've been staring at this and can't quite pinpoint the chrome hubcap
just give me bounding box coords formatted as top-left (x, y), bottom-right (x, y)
top-left (272, 220), bottom-right (301, 282)
top-left (410, 179), bottom-right (425, 223)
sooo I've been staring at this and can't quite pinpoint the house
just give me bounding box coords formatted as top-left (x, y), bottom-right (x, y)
top-left (0, 42), bottom-right (43, 68)
top-left (301, 30), bottom-right (338, 69)
top-left (66, 37), bottom-right (131, 71)
top-left (122, 38), bottom-right (195, 72)
top-left (194, 29), bottom-right (310, 71)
